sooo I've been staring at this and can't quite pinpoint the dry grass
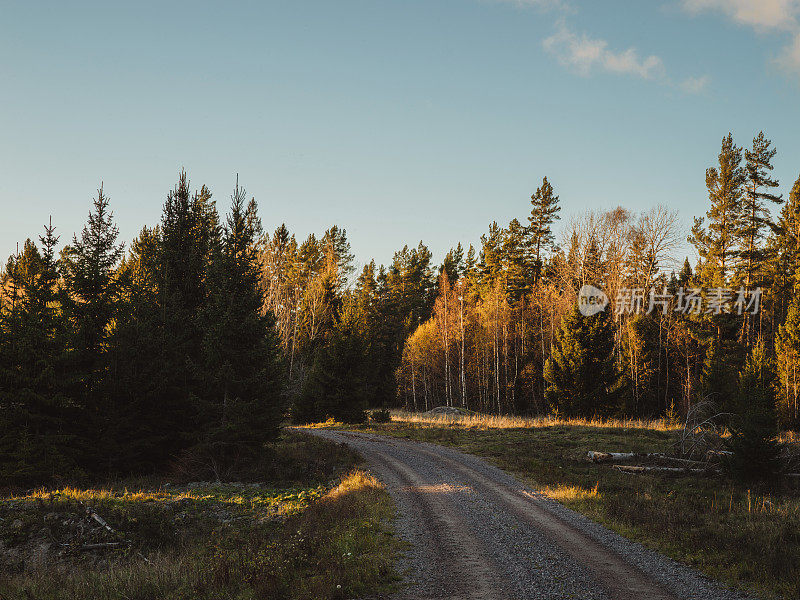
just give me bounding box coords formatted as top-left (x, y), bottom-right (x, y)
top-left (390, 409), bottom-right (677, 432)
top-left (0, 436), bottom-right (401, 600)
top-left (543, 482), bottom-right (600, 502)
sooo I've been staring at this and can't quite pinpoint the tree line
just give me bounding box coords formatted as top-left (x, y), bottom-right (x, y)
top-left (2, 130), bottom-right (799, 485)
top-left (397, 133), bottom-right (800, 432)
top-left (0, 174), bottom-right (282, 484)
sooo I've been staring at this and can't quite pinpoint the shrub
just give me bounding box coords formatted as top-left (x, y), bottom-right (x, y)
top-left (370, 409), bottom-right (391, 424)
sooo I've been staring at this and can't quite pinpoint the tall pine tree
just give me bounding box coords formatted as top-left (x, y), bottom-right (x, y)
top-left (689, 134), bottom-right (745, 287)
top-left (527, 177), bottom-right (561, 285)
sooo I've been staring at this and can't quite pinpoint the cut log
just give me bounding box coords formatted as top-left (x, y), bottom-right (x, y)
top-left (586, 451), bottom-right (702, 465)
top-left (78, 542), bottom-right (122, 551)
top-left (705, 450), bottom-right (733, 458)
top-left (81, 502), bottom-right (115, 534)
top-left (615, 465), bottom-right (720, 475)
top-left (587, 451), bottom-right (640, 463)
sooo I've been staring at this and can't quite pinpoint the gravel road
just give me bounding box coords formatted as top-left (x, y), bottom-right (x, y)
top-left (307, 428), bottom-right (756, 600)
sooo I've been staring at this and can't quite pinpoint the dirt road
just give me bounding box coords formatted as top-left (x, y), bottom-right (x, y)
top-left (308, 429), bottom-right (753, 600)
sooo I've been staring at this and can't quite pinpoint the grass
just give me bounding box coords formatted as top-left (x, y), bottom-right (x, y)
top-left (390, 409), bottom-right (679, 432)
top-left (330, 411), bottom-right (799, 600)
top-left (0, 432), bottom-right (402, 600)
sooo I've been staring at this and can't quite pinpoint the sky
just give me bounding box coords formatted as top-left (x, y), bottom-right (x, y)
top-left (1, 0), bottom-right (800, 272)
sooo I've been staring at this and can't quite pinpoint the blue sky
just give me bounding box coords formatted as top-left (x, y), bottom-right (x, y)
top-left (2, 0), bottom-right (799, 271)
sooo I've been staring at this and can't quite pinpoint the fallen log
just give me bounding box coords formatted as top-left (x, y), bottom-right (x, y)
top-left (615, 465), bottom-right (720, 475)
top-left (586, 451), bottom-right (704, 466)
top-left (77, 542), bottom-right (123, 551)
top-left (705, 450), bottom-right (733, 461)
top-left (587, 451), bottom-right (639, 462)
top-left (81, 502), bottom-right (115, 534)
top-left (90, 511), bottom-right (114, 533)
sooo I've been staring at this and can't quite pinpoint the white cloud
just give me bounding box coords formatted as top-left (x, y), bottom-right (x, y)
top-left (680, 0), bottom-right (800, 76)
top-left (680, 0), bottom-right (799, 31)
top-left (543, 25), bottom-right (665, 80)
top-left (679, 75), bottom-right (710, 93)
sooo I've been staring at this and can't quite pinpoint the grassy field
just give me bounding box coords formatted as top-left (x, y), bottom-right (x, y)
top-left (341, 411), bottom-right (800, 600)
top-left (0, 432), bottom-right (401, 600)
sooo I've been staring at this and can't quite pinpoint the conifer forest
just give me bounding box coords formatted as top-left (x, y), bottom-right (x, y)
top-left (1, 132), bottom-right (798, 486)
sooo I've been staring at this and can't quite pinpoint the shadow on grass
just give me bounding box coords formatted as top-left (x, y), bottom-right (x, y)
top-left (0, 436), bottom-right (400, 600)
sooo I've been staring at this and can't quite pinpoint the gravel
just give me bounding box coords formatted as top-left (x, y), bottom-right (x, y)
top-left (308, 429), bottom-right (757, 600)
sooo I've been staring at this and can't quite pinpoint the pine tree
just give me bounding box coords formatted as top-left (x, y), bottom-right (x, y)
top-left (321, 225), bottom-right (355, 291)
top-left (544, 303), bottom-right (622, 417)
top-left (502, 219), bottom-right (530, 299)
top-left (689, 134), bottom-right (745, 287)
top-left (737, 133), bottom-right (782, 345)
top-left (776, 288), bottom-right (800, 430)
top-left (441, 243), bottom-right (464, 284)
top-left (739, 132), bottom-right (781, 289)
top-left (527, 177), bottom-right (561, 285)
top-left (769, 174), bottom-right (800, 328)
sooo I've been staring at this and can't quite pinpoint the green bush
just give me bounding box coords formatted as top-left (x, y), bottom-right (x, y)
top-left (370, 409), bottom-right (391, 424)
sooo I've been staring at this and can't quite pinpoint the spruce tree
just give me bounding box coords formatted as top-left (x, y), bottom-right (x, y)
top-left (729, 341), bottom-right (780, 480)
top-left (61, 186), bottom-right (124, 466)
top-left (295, 299), bottom-right (369, 424)
top-left (106, 226), bottom-right (175, 471)
top-left (678, 257), bottom-right (694, 287)
top-left (199, 181), bottom-right (284, 472)
top-left (622, 314), bottom-right (660, 417)
top-left (62, 185), bottom-right (124, 357)
top-left (157, 172), bottom-right (220, 453)
top-left (700, 339), bottom-right (737, 412)
top-left (544, 303), bottom-right (622, 417)
top-left (321, 225), bottom-right (355, 291)
top-left (0, 229), bottom-right (75, 483)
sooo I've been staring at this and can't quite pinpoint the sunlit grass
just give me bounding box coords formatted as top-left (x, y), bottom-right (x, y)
top-left (5, 484), bottom-right (327, 520)
top-left (326, 470), bottom-right (382, 499)
top-left (388, 409), bottom-right (678, 431)
top-left (542, 482), bottom-right (600, 503)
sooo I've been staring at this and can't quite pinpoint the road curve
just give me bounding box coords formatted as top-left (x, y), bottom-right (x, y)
top-left (307, 429), bottom-right (753, 600)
